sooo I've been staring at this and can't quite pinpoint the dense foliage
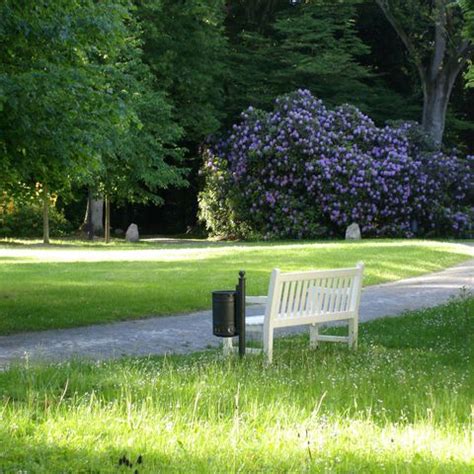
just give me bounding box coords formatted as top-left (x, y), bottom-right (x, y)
top-left (0, 0), bottom-right (130, 195)
top-left (0, 0), bottom-right (186, 240)
top-left (225, 0), bottom-right (375, 121)
top-left (91, 8), bottom-right (187, 207)
top-left (137, 0), bottom-right (227, 143)
top-left (200, 90), bottom-right (472, 239)
top-left (0, 195), bottom-right (72, 238)
top-left (0, 0), bottom-right (472, 238)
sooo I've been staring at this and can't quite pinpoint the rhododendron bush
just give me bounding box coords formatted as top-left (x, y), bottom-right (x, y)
top-left (199, 90), bottom-right (472, 239)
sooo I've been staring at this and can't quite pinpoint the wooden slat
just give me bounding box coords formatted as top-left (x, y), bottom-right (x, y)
top-left (327, 277), bottom-right (335, 313)
top-left (332, 277), bottom-right (340, 313)
top-left (287, 280), bottom-right (297, 318)
top-left (246, 296), bottom-right (267, 304)
top-left (279, 281), bottom-right (291, 318)
top-left (347, 276), bottom-right (356, 311)
top-left (314, 335), bottom-right (349, 343)
top-left (343, 277), bottom-right (352, 311)
top-left (228, 347), bottom-right (263, 354)
top-left (328, 277), bottom-right (338, 313)
top-left (294, 280), bottom-right (305, 317)
top-left (288, 280), bottom-right (298, 318)
top-left (273, 311), bottom-right (356, 328)
top-left (340, 277), bottom-right (348, 312)
top-left (300, 279), bottom-right (310, 316)
top-left (334, 276), bottom-right (344, 313)
top-left (315, 278), bottom-right (324, 315)
top-left (322, 277), bottom-right (334, 314)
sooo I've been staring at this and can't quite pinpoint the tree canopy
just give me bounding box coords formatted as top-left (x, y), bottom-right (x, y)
top-left (0, 0), bottom-right (186, 241)
top-left (1, 0), bottom-right (472, 238)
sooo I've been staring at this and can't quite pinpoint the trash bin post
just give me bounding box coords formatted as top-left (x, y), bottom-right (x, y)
top-left (237, 270), bottom-right (246, 357)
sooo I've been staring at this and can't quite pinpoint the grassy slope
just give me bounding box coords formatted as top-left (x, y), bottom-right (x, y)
top-left (0, 239), bottom-right (471, 334)
top-left (0, 296), bottom-right (472, 473)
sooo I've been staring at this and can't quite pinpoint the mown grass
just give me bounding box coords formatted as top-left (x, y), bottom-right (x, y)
top-left (0, 239), bottom-right (472, 334)
top-left (0, 296), bottom-right (472, 473)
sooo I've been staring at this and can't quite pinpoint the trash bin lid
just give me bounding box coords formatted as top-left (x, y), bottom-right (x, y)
top-left (212, 290), bottom-right (236, 301)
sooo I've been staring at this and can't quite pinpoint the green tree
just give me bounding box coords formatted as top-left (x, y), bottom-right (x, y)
top-left (1, 0), bottom-right (187, 242)
top-left (273, 1), bottom-right (372, 106)
top-left (136, 0), bottom-right (227, 143)
top-left (224, 1), bottom-right (397, 122)
top-left (0, 0), bottom-right (134, 242)
top-left (376, 0), bottom-right (474, 147)
top-left (96, 50), bottom-right (187, 241)
top-left (133, 0), bottom-right (227, 232)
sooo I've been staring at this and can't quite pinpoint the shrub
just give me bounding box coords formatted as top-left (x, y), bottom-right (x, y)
top-left (199, 90), bottom-right (472, 239)
top-left (0, 197), bottom-right (73, 238)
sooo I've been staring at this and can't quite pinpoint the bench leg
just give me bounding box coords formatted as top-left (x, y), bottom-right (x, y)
top-left (348, 319), bottom-right (358, 350)
top-left (222, 337), bottom-right (233, 356)
top-left (263, 325), bottom-right (274, 364)
top-left (309, 324), bottom-right (319, 349)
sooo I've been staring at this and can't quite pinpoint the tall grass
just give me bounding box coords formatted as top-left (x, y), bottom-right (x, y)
top-left (0, 296), bottom-right (472, 472)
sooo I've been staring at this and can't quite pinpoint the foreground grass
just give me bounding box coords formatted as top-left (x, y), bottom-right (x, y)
top-left (0, 296), bottom-right (472, 473)
top-left (0, 239), bottom-right (471, 334)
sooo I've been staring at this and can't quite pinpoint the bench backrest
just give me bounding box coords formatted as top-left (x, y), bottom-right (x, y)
top-left (264, 263), bottom-right (364, 329)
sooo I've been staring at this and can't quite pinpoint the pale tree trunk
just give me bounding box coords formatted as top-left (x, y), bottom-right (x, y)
top-left (421, 67), bottom-right (458, 147)
top-left (42, 184), bottom-right (50, 244)
top-left (83, 191), bottom-right (104, 238)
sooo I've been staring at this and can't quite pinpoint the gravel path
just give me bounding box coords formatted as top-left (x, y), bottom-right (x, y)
top-left (0, 258), bottom-right (472, 367)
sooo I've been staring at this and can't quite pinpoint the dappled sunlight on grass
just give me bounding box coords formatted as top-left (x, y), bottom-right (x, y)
top-left (0, 297), bottom-right (471, 472)
top-left (0, 238), bottom-right (472, 264)
top-left (0, 239), bottom-right (472, 333)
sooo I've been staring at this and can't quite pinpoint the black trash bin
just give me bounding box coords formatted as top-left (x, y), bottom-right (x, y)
top-left (212, 290), bottom-right (237, 337)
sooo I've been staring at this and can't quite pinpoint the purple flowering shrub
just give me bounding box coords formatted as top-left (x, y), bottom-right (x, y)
top-left (199, 89), bottom-right (473, 239)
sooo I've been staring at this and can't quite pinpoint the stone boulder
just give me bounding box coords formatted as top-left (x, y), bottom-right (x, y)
top-left (125, 223), bottom-right (139, 242)
top-left (345, 223), bottom-right (361, 240)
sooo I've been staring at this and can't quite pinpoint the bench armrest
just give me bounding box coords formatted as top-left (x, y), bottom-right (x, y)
top-left (246, 296), bottom-right (267, 305)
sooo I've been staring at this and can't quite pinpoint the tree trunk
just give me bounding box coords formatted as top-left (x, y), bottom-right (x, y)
top-left (421, 59), bottom-right (463, 148)
top-left (42, 184), bottom-right (50, 245)
top-left (104, 195), bottom-right (111, 244)
top-left (421, 75), bottom-right (450, 148)
top-left (375, 0), bottom-right (472, 148)
top-left (83, 192), bottom-right (104, 237)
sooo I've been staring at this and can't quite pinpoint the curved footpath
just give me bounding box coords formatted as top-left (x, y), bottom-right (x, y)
top-left (0, 258), bottom-right (472, 368)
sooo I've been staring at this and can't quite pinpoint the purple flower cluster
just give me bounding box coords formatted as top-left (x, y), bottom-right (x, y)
top-left (200, 90), bottom-right (473, 239)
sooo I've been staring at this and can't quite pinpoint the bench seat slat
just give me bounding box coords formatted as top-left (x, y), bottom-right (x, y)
top-left (246, 311), bottom-right (357, 328)
top-left (246, 296), bottom-right (267, 304)
top-left (273, 311), bottom-right (358, 328)
top-left (315, 335), bottom-right (349, 343)
top-left (246, 315), bottom-right (264, 326)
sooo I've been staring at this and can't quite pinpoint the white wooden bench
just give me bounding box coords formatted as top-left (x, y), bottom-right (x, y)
top-left (223, 262), bottom-right (364, 363)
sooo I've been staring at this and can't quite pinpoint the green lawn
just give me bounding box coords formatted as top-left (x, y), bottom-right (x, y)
top-left (0, 296), bottom-right (472, 472)
top-left (0, 239), bottom-right (472, 334)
